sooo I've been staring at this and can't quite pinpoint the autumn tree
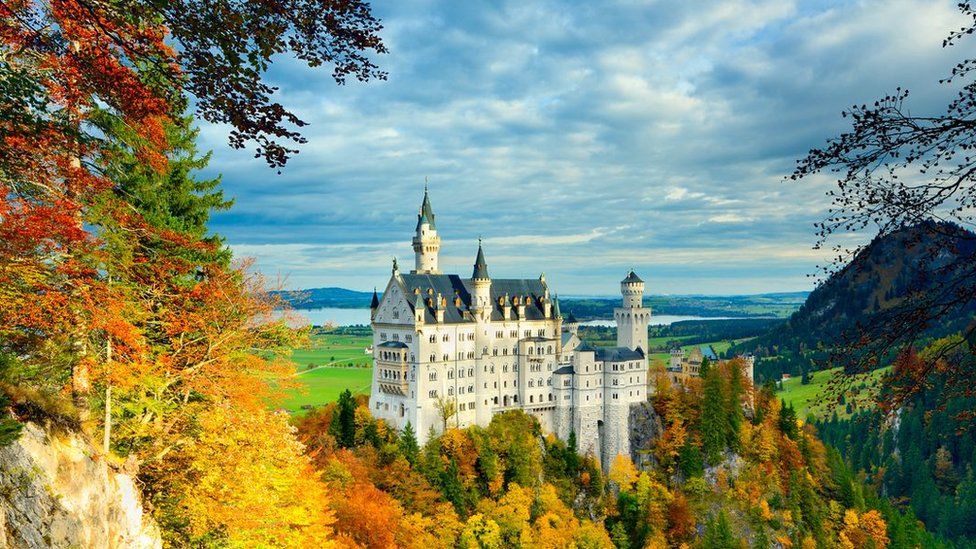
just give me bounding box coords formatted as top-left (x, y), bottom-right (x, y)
top-left (791, 1), bottom-right (976, 412)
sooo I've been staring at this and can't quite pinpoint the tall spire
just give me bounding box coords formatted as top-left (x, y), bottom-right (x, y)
top-left (417, 184), bottom-right (436, 230)
top-left (472, 238), bottom-right (490, 280)
top-left (553, 294), bottom-right (562, 318)
top-left (412, 185), bottom-right (441, 274)
top-left (370, 287), bottom-right (380, 309)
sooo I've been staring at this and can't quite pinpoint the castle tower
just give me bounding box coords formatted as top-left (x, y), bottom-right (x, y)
top-left (471, 241), bottom-right (491, 322)
top-left (370, 288), bottom-right (380, 321)
top-left (411, 187), bottom-right (441, 274)
top-left (615, 270), bottom-right (650, 353)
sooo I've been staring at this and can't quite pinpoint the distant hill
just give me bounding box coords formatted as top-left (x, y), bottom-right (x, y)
top-left (562, 292), bottom-right (807, 319)
top-left (274, 287), bottom-right (374, 309)
top-left (730, 221), bottom-right (976, 379)
top-left (275, 286), bottom-right (808, 317)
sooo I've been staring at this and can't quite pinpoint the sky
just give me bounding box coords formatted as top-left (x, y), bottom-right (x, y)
top-left (197, 0), bottom-right (971, 296)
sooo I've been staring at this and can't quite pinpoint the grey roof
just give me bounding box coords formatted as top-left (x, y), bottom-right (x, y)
top-left (565, 312), bottom-right (578, 324)
top-left (398, 274), bottom-right (550, 324)
top-left (577, 341), bottom-right (597, 353)
top-left (700, 345), bottom-right (718, 360)
top-left (377, 341), bottom-right (408, 348)
top-left (595, 346), bottom-right (645, 362)
top-left (472, 243), bottom-right (490, 279)
top-left (554, 365), bottom-right (575, 375)
top-left (415, 188), bottom-right (436, 230)
top-left (560, 331), bottom-right (574, 346)
top-left (553, 295), bottom-right (561, 318)
top-left (622, 270), bottom-right (643, 284)
top-left (370, 289), bottom-right (380, 309)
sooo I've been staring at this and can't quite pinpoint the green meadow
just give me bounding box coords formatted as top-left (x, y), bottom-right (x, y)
top-left (778, 365), bottom-right (890, 420)
top-left (280, 331), bottom-right (373, 413)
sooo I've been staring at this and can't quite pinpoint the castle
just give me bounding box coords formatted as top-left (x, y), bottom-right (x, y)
top-left (369, 189), bottom-right (649, 467)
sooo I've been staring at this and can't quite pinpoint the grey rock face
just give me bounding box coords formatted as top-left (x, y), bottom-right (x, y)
top-left (0, 423), bottom-right (161, 549)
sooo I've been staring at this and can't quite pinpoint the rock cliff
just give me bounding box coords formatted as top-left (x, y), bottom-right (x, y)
top-left (0, 423), bottom-right (161, 549)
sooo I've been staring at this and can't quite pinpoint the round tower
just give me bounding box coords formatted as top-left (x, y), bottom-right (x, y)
top-left (412, 186), bottom-right (441, 274)
top-left (614, 270), bottom-right (650, 353)
top-left (471, 241), bottom-right (491, 322)
top-left (621, 270), bottom-right (644, 308)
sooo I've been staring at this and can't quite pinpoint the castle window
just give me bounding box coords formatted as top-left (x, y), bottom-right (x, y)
top-left (548, 394), bottom-right (553, 402)
top-left (393, 310), bottom-right (399, 319)
top-left (442, 334), bottom-right (449, 342)
top-left (493, 348), bottom-right (498, 356)
top-left (538, 329), bottom-right (545, 337)
top-left (524, 330), bottom-right (531, 338)
top-left (503, 365), bottom-right (508, 373)
top-left (495, 331), bottom-right (503, 338)
top-left (380, 333), bottom-right (387, 341)
top-left (429, 335), bottom-right (436, 343)
top-left (428, 390), bottom-right (438, 398)
top-left (529, 395), bottom-right (534, 403)
top-left (448, 387), bottom-right (454, 395)
top-left (392, 333), bottom-right (399, 341)
top-left (429, 354), bottom-right (436, 362)
top-left (429, 371), bottom-right (437, 381)
top-left (405, 335), bottom-right (412, 343)
top-left (442, 354), bottom-right (449, 361)
top-left (503, 348), bottom-right (508, 356)
top-left (448, 370), bottom-right (454, 379)
top-left (468, 368), bottom-right (474, 377)
top-left (510, 330), bottom-right (517, 338)
top-left (528, 380), bottom-right (534, 387)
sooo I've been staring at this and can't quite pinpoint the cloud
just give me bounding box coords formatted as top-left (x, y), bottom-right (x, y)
top-left (196, 0), bottom-right (969, 294)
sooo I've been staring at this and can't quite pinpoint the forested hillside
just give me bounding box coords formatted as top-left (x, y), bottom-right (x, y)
top-left (729, 222), bottom-right (976, 381)
top-left (293, 360), bottom-right (936, 547)
top-left (817, 337), bottom-right (976, 546)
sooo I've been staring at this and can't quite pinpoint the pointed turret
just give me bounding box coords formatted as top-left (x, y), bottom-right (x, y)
top-left (472, 240), bottom-right (490, 280)
top-left (553, 294), bottom-right (562, 318)
top-left (414, 292), bottom-right (426, 324)
top-left (417, 186), bottom-right (436, 230)
top-left (412, 185), bottom-right (441, 274)
top-left (370, 288), bottom-right (380, 321)
top-left (471, 240), bottom-right (492, 321)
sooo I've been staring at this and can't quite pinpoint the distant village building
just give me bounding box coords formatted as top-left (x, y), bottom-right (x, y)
top-left (368, 189), bottom-right (649, 468)
top-left (666, 346), bottom-right (755, 389)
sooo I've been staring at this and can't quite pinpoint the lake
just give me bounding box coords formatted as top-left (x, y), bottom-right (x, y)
top-left (286, 308), bottom-right (740, 328)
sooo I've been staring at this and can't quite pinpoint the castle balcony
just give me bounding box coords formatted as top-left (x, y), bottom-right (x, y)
top-left (376, 341), bottom-right (410, 395)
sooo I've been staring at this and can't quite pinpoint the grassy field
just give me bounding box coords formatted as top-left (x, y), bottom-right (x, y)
top-left (280, 366), bottom-right (372, 412)
top-left (778, 366), bottom-right (890, 420)
top-left (280, 331), bottom-right (373, 413)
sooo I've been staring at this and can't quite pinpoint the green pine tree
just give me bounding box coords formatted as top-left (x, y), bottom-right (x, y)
top-left (701, 366), bottom-right (726, 465)
top-left (609, 521), bottom-right (630, 549)
top-left (329, 389), bottom-right (356, 448)
top-left (726, 361), bottom-right (745, 452)
top-left (703, 511), bottom-right (736, 549)
top-left (399, 421), bottom-right (420, 465)
top-left (779, 399), bottom-right (798, 439)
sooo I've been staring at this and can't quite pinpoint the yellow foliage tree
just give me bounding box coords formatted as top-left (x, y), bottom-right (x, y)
top-left (609, 454), bottom-right (639, 491)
